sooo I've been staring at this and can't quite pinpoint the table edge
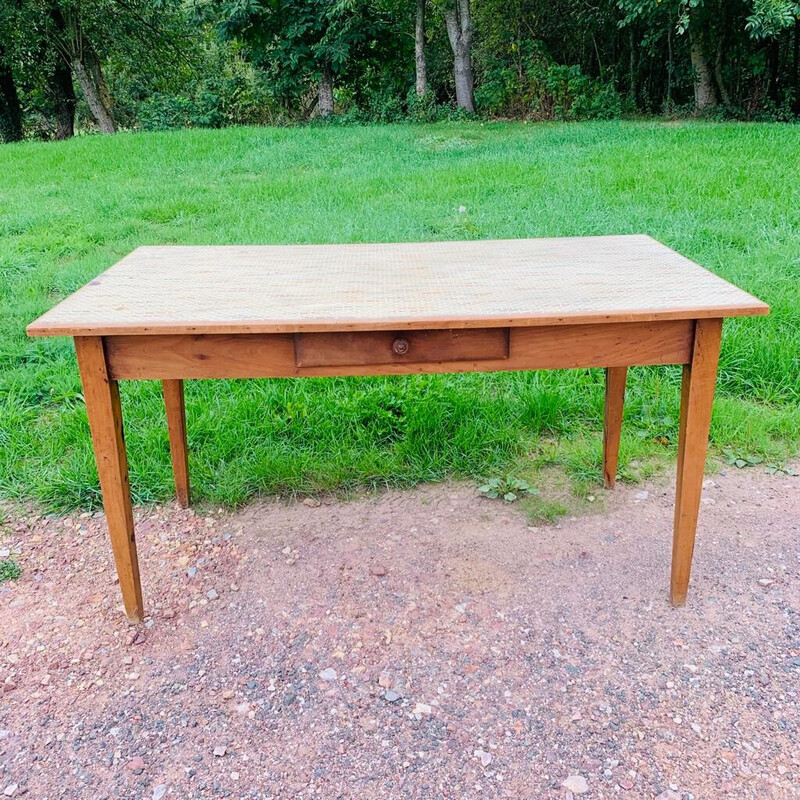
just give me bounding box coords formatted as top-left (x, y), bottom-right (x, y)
top-left (27, 303), bottom-right (770, 338)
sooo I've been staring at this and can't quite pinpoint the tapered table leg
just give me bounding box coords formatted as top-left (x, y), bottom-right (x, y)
top-left (163, 379), bottom-right (190, 507)
top-left (603, 366), bottom-right (627, 489)
top-left (671, 318), bottom-right (722, 606)
top-left (75, 336), bottom-right (143, 623)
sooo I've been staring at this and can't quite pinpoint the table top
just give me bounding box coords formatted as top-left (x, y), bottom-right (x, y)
top-left (27, 235), bottom-right (768, 337)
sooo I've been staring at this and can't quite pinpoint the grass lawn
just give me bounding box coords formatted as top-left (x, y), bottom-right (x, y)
top-left (1, 120), bottom-right (798, 511)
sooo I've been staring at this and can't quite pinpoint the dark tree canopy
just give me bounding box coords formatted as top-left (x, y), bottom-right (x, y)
top-left (2, 0), bottom-right (799, 139)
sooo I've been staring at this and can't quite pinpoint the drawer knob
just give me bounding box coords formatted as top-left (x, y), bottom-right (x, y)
top-left (392, 337), bottom-right (411, 356)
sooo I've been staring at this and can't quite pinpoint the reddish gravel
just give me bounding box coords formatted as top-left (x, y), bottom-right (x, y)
top-left (1, 467), bottom-right (798, 800)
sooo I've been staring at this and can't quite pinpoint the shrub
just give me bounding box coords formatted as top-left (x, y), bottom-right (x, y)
top-left (476, 40), bottom-right (624, 121)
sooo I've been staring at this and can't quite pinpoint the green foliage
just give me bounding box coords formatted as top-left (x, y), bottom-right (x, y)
top-left (216, 0), bottom-right (392, 108)
top-left (0, 559), bottom-right (21, 583)
top-left (746, 0), bottom-right (800, 39)
top-left (136, 51), bottom-right (277, 130)
top-left (4, 0), bottom-right (800, 133)
top-left (764, 463), bottom-right (799, 476)
top-left (723, 449), bottom-right (765, 468)
top-left (476, 42), bottom-right (623, 121)
top-left (479, 475), bottom-right (536, 502)
top-left (476, 41), bottom-right (624, 120)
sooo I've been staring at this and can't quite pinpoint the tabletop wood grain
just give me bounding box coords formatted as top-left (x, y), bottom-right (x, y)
top-left (27, 235), bottom-right (768, 337)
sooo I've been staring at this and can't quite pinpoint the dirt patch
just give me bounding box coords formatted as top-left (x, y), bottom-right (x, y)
top-left (1, 467), bottom-right (798, 799)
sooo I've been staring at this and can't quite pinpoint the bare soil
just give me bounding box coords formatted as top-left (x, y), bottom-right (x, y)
top-left (1, 467), bottom-right (798, 800)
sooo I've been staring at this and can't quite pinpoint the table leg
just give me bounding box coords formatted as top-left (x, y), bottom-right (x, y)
top-left (671, 318), bottom-right (722, 606)
top-left (163, 379), bottom-right (190, 507)
top-left (74, 336), bottom-right (143, 623)
top-left (603, 366), bottom-right (627, 489)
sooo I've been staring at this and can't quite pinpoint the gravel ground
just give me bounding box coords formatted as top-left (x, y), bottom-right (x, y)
top-left (1, 467), bottom-right (798, 800)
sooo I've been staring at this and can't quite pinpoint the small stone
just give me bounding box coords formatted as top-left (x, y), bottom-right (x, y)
top-left (634, 491), bottom-right (649, 501)
top-left (222, 689), bottom-right (235, 699)
top-left (655, 791), bottom-right (681, 800)
top-left (126, 756), bottom-right (145, 773)
top-left (213, 745), bottom-right (227, 757)
top-left (473, 749), bottom-right (492, 767)
top-left (187, 567), bottom-right (197, 578)
top-left (384, 690), bottom-right (401, 703)
top-left (302, 497), bottom-right (321, 508)
top-left (562, 775), bottom-right (589, 794)
top-left (690, 723), bottom-right (702, 735)
top-left (370, 565), bottom-right (387, 577)
top-left (40, 674), bottom-right (51, 686)
top-left (231, 772), bottom-right (240, 780)
top-left (3, 785), bottom-right (19, 797)
top-left (319, 668), bottom-right (338, 682)
top-left (126, 672), bottom-right (140, 681)
top-left (127, 630), bottom-right (146, 646)
top-left (206, 589), bottom-right (219, 601)
top-left (413, 702), bottom-right (432, 715)
top-left (757, 578), bottom-right (774, 587)
top-left (619, 777), bottom-right (634, 790)
top-left (153, 786), bottom-right (167, 800)
top-left (377, 673), bottom-right (393, 688)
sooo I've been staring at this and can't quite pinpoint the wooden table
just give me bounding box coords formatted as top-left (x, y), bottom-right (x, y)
top-left (27, 235), bottom-right (768, 623)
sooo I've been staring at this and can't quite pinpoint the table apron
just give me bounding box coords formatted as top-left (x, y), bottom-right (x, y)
top-left (101, 320), bottom-right (695, 380)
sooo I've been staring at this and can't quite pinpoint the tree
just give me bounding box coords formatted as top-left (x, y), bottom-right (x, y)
top-left (48, 3), bottom-right (117, 132)
top-left (50, 58), bottom-right (76, 139)
top-left (0, 43), bottom-right (23, 142)
top-left (218, 0), bottom-right (387, 117)
top-left (0, 4), bottom-right (25, 142)
top-left (415, 0), bottom-right (427, 95)
top-left (680, 3), bottom-right (718, 110)
top-left (619, 0), bottom-right (720, 111)
top-left (442, 0), bottom-right (474, 111)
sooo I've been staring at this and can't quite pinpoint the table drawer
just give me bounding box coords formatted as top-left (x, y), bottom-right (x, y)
top-left (294, 328), bottom-right (509, 368)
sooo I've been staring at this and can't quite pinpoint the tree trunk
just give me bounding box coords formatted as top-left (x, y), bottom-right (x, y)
top-left (689, 30), bottom-right (717, 111)
top-left (444, 0), bottom-right (474, 112)
top-left (72, 43), bottom-right (116, 133)
top-left (628, 28), bottom-right (636, 103)
top-left (50, 6), bottom-right (116, 133)
top-left (714, 36), bottom-right (730, 107)
top-left (767, 39), bottom-right (780, 103)
top-left (666, 22), bottom-right (673, 106)
top-left (50, 60), bottom-right (76, 140)
top-left (0, 46), bottom-right (23, 143)
top-left (415, 0), bottom-right (427, 96)
top-left (793, 18), bottom-right (799, 114)
top-left (318, 63), bottom-right (334, 117)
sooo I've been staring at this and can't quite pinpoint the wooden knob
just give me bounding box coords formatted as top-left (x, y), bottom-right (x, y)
top-left (392, 337), bottom-right (410, 356)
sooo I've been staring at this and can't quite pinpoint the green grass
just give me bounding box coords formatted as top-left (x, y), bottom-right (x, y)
top-left (0, 120), bottom-right (798, 510)
top-left (0, 558), bottom-right (21, 583)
